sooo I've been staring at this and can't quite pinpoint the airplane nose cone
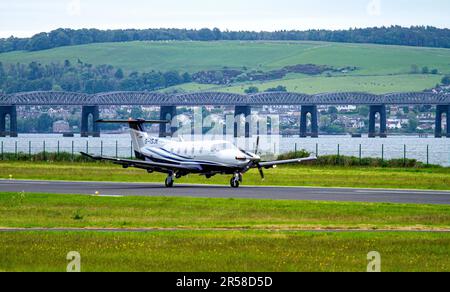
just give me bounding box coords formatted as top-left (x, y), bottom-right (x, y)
top-left (250, 154), bottom-right (261, 161)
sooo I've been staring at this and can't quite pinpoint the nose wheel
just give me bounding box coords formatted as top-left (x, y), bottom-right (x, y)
top-left (230, 173), bottom-right (242, 188)
top-left (230, 177), bottom-right (240, 188)
top-left (165, 174), bottom-right (174, 188)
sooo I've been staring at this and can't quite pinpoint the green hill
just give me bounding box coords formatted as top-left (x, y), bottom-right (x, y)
top-left (1, 40), bottom-right (449, 94)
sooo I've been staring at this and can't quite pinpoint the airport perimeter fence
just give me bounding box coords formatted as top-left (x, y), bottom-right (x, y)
top-left (0, 138), bottom-right (449, 167)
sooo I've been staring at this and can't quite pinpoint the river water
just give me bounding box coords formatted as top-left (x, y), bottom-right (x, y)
top-left (1, 134), bottom-right (449, 166)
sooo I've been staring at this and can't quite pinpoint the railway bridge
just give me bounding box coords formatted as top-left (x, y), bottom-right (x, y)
top-left (0, 91), bottom-right (449, 138)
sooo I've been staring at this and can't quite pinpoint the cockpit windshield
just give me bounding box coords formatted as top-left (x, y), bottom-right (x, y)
top-left (211, 141), bottom-right (238, 152)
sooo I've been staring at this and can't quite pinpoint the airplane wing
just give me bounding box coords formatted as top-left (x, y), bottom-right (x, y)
top-left (258, 156), bottom-right (317, 169)
top-left (80, 152), bottom-right (202, 172)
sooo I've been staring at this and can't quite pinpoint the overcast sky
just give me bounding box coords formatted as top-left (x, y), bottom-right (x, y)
top-left (1, 0), bottom-right (450, 38)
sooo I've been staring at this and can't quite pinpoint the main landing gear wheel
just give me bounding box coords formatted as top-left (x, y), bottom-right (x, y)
top-left (230, 177), bottom-right (240, 188)
top-left (165, 176), bottom-right (174, 188)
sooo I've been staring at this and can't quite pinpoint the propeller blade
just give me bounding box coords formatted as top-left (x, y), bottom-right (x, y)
top-left (254, 136), bottom-right (260, 154)
top-left (257, 164), bottom-right (265, 180)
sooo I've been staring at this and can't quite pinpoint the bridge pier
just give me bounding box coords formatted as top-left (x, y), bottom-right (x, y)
top-left (300, 105), bottom-right (319, 138)
top-left (369, 105), bottom-right (387, 138)
top-left (81, 106), bottom-right (100, 137)
top-left (234, 106), bottom-right (252, 138)
top-left (435, 105), bottom-right (450, 138)
top-left (159, 106), bottom-right (178, 137)
top-left (0, 106), bottom-right (18, 137)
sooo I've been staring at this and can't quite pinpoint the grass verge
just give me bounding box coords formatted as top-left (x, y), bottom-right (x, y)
top-left (1, 193), bottom-right (450, 230)
top-left (0, 231), bottom-right (449, 272)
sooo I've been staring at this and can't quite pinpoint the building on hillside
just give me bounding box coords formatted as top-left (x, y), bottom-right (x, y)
top-left (336, 105), bottom-right (357, 112)
top-left (53, 120), bottom-right (70, 133)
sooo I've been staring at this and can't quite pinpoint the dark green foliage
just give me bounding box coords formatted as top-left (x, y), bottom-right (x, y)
top-left (0, 152), bottom-right (92, 163)
top-left (315, 155), bottom-right (434, 168)
top-left (2, 26), bottom-right (450, 53)
top-left (442, 75), bottom-right (450, 85)
top-left (277, 151), bottom-right (439, 168)
top-left (244, 86), bottom-right (259, 94)
top-left (265, 85), bottom-right (287, 92)
top-left (277, 150), bottom-right (310, 160)
top-left (0, 60), bottom-right (188, 94)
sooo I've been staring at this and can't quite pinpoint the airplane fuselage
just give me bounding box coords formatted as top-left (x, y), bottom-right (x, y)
top-left (137, 132), bottom-right (258, 176)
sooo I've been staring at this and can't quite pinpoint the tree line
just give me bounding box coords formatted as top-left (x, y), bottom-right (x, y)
top-left (0, 60), bottom-right (190, 94)
top-left (1, 26), bottom-right (450, 53)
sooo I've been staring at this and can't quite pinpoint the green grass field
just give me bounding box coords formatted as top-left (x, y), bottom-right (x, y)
top-left (2, 192), bottom-right (450, 230)
top-left (2, 41), bottom-right (450, 74)
top-left (1, 192), bottom-right (450, 272)
top-left (1, 161), bottom-right (450, 190)
top-left (215, 74), bottom-right (442, 94)
top-left (164, 74), bottom-right (443, 94)
top-left (1, 40), bottom-right (449, 94)
top-left (1, 231), bottom-right (449, 272)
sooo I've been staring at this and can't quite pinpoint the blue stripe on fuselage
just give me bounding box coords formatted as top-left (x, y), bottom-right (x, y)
top-left (143, 147), bottom-right (234, 167)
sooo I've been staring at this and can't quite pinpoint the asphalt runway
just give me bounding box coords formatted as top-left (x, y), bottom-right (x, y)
top-left (1, 179), bottom-right (450, 205)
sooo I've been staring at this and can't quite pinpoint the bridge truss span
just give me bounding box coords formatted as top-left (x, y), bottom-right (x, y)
top-left (0, 90), bottom-right (448, 106)
top-left (249, 92), bottom-right (314, 105)
top-left (12, 91), bottom-right (92, 106)
top-left (384, 92), bottom-right (450, 105)
top-left (94, 91), bottom-right (169, 106)
top-left (173, 92), bottom-right (248, 106)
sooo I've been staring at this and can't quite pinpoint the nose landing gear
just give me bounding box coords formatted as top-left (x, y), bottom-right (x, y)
top-left (230, 173), bottom-right (243, 188)
top-left (165, 173), bottom-right (175, 188)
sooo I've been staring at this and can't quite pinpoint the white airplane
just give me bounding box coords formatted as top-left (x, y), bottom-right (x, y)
top-left (81, 119), bottom-right (317, 188)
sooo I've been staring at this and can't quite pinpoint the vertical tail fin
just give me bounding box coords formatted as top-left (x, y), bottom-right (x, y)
top-left (96, 119), bottom-right (170, 158)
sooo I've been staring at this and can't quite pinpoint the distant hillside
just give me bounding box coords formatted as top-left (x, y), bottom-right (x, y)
top-left (1, 26), bottom-right (450, 54)
top-left (1, 41), bottom-right (450, 74)
top-left (1, 41), bottom-right (449, 94)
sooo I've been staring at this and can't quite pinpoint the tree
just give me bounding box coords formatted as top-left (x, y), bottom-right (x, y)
top-left (131, 107), bottom-right (145, 119)
top-left (408, 115), bottom-right (419, 132)
top-left (26, 33), bottom-right (52, 51)
top-left (244, 86), bottom-right (259, 94)
top-left (163, 71), bottom-right (183, 87)
top-left (328, 106), bottom-right (338, 115)
top-left (114, 68), bottom-right (124, 79)
top-left (0, 62), bottom-right (5, 86)
top-left (212, 28), bottom-right (222, 40)
top-left (410, 64), bottom-right (419, 74)
top-left (431, 69), bottom-right (439, 74)
top-left (421, 66), bottom-right (429, 74)
top-left (265, 85), bottom-right (287, 92)
top-left (49, 29), bottom-right (71, 47)
top-left (27, 62), bottom-right (43, 80)
top-left (442, 75), bottom-right (450, 85)
top-left (197, 28), bottom-right (215, 41)
top-left (37, 114), bottom-right (53, 133)
top-left (358, 106), bottom-right (369, 117)
top-left (182, 72), bottom-right (192, 83)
